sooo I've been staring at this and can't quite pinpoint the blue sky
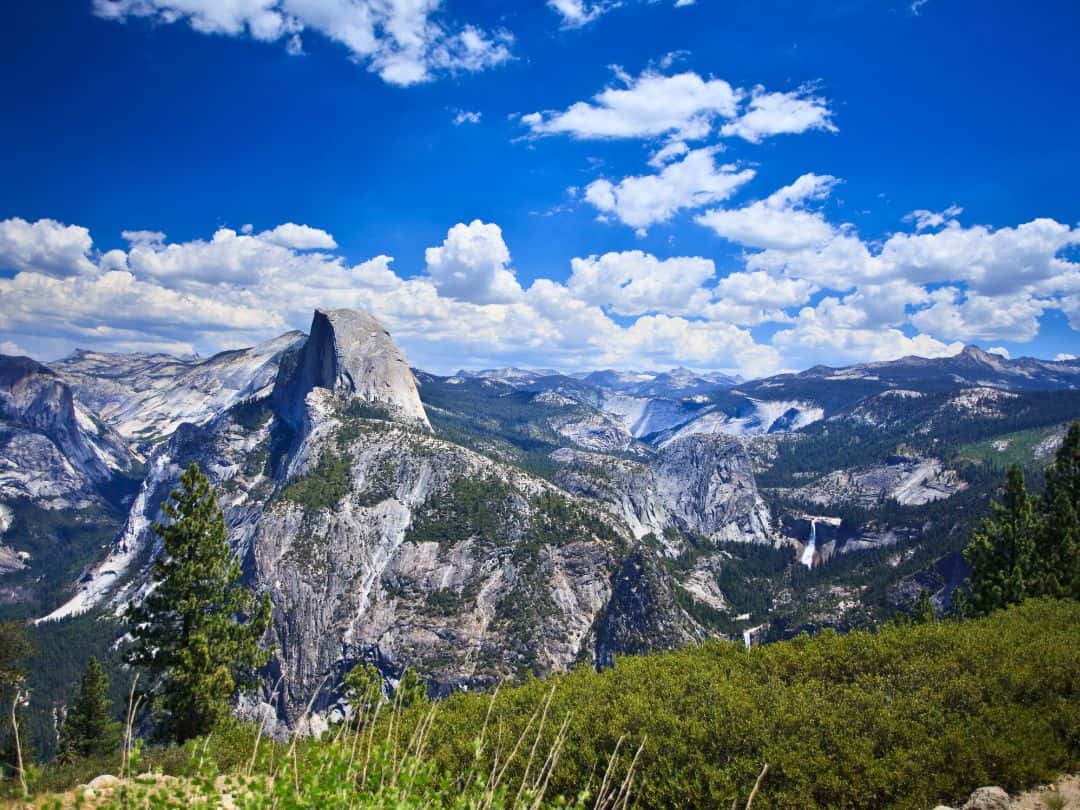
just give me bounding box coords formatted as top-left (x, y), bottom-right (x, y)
top-left (0, 0), bottom-right (1077, 376)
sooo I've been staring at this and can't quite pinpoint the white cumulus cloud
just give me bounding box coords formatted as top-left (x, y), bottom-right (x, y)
top-left (92, 0), bottom-right (513, 86)
top-left (0, 217), bottom-right (96, 278)
top-left (696, 173), bottom-right (840, 250)
top-left (567, 251), bottom-right (715, 316)
top-left (584, 147), bottom-right (755, 234)
top-left (522, 70), bottom-right (741, 140)
top-left (904, 204), bottom-right (963, 231)
top-left (258, 223), bottom-right (337, 250)
top-left (424, 220), bottom-right (524, 304)
top-left (719, 85), bottom-right (836, 143)
top-left (2, 209), bottom-right (1077, 377)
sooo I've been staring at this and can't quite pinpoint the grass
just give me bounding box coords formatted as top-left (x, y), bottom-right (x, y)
top-left (955, 423), bottom-right (1067, 469)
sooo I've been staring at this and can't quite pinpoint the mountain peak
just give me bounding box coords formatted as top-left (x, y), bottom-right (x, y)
top-left (0, 353), bottom-right (57, 388)
top-left (959, 344), bottom-right (995, 361)
top-left (276, 309), bottom-right (429, 427)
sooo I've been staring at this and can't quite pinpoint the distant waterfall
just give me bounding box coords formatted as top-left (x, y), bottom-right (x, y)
top-left (800, 519), bottom-right (816, 569)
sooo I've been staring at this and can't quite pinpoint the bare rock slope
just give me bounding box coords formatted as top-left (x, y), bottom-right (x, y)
top-left (47, 309), bottom-right (703, 724)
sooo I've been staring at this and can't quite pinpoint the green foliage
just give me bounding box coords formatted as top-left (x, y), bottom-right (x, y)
top-left (279, 448), bottom-right (352, 511)
top-left (0, 621), bottom-right (32, 780)
top-left (423, 588), bottom-right (464, 615)
top-left (24, 716), bottom-right (595, 808)
top-left (22, 613), bottom-right (128, 762)
top-left (396, 668), bottom-right (428, 710)
top-left (756, 390), bottom-right (1080, 489)
top-left (662, 537), bottom-right (793, 627)
top-left (963, 422), bottom-right (1080, 615)
top-left (421, 378), bottom-right (573, 481)
top-left (18, 600), bottom-right (1080, 808)
top-left (0, 501), bottom-right (124, 621)
top-left (125, 462), bottom-right (272, 743)
top-left (226, 397), bottom-right (273, 431)
top-left (956, 423), bottom-right (1068, 469)
top-left (411, 598), bottom-right (1080, 810)
top-left (335, 398), bottom-right (394, 449)
top-left (343, 663), bottom-right (385, 722)
top-left (964, 466), bottom-right (1040, 614)
top-left (912, 589), bottom-right (937, 623)
top-left (405, 476), bottom-right (515, 548)
top-left (0, 621), bottom-right (32, 688)
top-left (57, 657), bottom-right (121, 761)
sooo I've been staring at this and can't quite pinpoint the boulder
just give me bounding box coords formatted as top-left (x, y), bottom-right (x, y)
top-left (88, 774), bottom-right (122, 790)
top-left (962, 786), bottom-right (1011, 810)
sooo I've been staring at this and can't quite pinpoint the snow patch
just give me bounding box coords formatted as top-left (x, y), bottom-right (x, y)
top-left (660, 399), bottom-right (823, 445)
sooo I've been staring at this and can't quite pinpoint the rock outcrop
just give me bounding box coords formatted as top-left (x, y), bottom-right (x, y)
top-left (789, 455), bottom-right (967, 507)
top-left (273, 309), bottom-right (428, 430)
top-left (552, 433), bottom-right (773, 547)
top-left (52, 331), bottom-right (306, 451)
top-left (0, 354), bottom-right (134, 508)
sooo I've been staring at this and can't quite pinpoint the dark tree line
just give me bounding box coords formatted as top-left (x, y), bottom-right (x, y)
top-left (961, 422), bottom-right (1080, 616)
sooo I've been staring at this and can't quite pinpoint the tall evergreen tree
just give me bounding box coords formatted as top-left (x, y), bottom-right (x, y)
top-left (343, 663), bottom-right (384, 728)
top-left (912, 590), bottom-right (936, 623)
top-left (125, 462), bottom-right (272, 743)
top-left (1035, 422), bottom-right (1080, 599)
top-left (962, 421), bottom-right (1080, 615)
top-left (396, 667), bottom-right (428, 709)
top-left (963, 465), bottom-right (1040, 616)
top-left (0, 622), bottom-right (31, 694)
top-left (58, 657), bottom-right (121, 761)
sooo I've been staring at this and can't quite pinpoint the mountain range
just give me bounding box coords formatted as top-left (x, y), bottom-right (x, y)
top-left (2, 309), bottom-right (1078, 729)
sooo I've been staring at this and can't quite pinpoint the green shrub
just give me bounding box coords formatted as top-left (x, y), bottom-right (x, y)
top-left (22, 600), bottom-right (1080, 809)
top-left (412, 598), bottom-right (1080, 810)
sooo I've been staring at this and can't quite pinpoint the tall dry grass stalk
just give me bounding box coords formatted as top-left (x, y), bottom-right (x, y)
top-left (10, 687), bottom-right (27, 799)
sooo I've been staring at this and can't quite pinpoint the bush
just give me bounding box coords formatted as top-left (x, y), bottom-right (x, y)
top-left (22, 600), bottom-right (1080, 809)
top-left (413, 598), bottom-right (1080, 810)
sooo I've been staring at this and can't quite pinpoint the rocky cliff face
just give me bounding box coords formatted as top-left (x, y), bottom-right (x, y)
top-left (19, 313), bottom-right (1077, 713)
top-left (51, 331), bottom-right (306, 452)
top-left (273, 309), bottom-right (428, 430)
top-left (46, 310), bottom-right (699, 725)
top-left (0, 355), bottom-right (135, 508)
top-left (551, 433), bottom-right (772, 548)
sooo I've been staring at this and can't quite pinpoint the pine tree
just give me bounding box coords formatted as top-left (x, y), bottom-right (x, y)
top-left (343, 663), bottom-right (384, 726)
top-left (962, 422), bottom-right (1080, 616)
top-left (58, 657), bottom-right (121, 761)
top-left (1043, 422), bottom-right (1080, 509)
top-left (396, 667), bottom-right (428, 709)
top-left (125, 462), bottom-right (272, 743)
top-left (1035, 423), bottom-right (1080, 599)
top-left (912, 590), bottom-right (936, 623)
top-left (963, 465), bottom-right (1040, 616)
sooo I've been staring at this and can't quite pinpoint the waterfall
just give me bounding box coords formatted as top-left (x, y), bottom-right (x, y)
top-left (800, 519), bottom-right (816, 569)
top-left (742, 628), bottom-right (752, 648)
